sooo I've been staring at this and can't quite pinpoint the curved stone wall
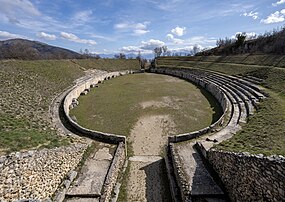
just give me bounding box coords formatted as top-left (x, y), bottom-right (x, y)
top-left (151, 66), bottom-right (282, 202)
top-left (63, 70), bottom-right (137, 144)
top-left (61, 70), bottom-right (140, 202)
top-left (151, 67), bottom-right (230, 142)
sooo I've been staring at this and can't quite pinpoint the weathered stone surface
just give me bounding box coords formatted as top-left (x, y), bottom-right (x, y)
top-left (208, 149), bottom-right (285, 202)
top-left (0, 144), bottom-right (87, 202)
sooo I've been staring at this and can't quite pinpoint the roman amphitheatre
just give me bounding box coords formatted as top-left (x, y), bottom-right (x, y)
top-left (0, 36), bottom-right (285, 202)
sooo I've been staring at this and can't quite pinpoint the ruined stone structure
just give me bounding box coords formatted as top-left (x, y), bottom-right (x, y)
top-left (61, 70), bottom-right (137, 202)
top-left (59, 67), bottom-right (284, 201)
top-left (151, 66), bottom-right (284, 202)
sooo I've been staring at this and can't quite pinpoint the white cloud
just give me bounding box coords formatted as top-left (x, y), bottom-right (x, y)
top-left (166, 33), bottom-right (185, 44)
top-left (36, 32), bottom-right (56, 40)
top-left (0, 0), bottom-right (40, 24)
top-left (171, 26), bottom-right (186, 36)
top-left (120, 46), bottom-right (146, 53)
top-left (73, 10), bottom-right (93, 24)
top-left (119, 39), bottom-right (165, 54)
top-left (187, 36), bottom-right (216, 45)
top-left (261, 9), bottom-right (285, 24)
top-left (141, 39), bottom-right (165, 50)
top-left (166, 34), bottom-right (174, 40)
top-left (233, 32), bottom-right (257, 40)
top-left (169, 45), bottom-right (203, 53)
top-left (133, 29), bottom-right (150, 35)
top-left (0, 30), bottom-right (27, 40)
top-left (60, 32), bottom-right (97, 45)
top-left (272, 0), bottom-right (285, 6)
top-left (242, 11), bottom-right (259, 20)
top-left (114, 22), bottom-right (150, 36)
top-left (146, 0), bottom-right (184, 11)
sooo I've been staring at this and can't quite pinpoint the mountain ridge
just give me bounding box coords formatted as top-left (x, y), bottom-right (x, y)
top-left (0, 38), bottom-right (83, 60)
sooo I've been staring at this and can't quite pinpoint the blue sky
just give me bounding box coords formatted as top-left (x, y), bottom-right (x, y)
top-left (0, 0), bottom-right (285, 56)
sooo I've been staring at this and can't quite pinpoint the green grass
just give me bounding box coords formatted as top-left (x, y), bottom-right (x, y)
top-left (216, 93), bottom-right (285, 155)
top-left (70, 73), bottom-right (222, 136)
top-left (0, 59), bottom-right (139, 154)
top-left (0, 60), bottom-right (84, 154)
top-left (157, 55), bottom-right (285, 156)
top-left (73, 58), bottom-right (140, 71)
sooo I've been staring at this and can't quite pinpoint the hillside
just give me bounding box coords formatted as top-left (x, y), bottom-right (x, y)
top-left (199, 27), bottom-right (285, 56)
top-left (156, 54), bottom-right (285, 155)
top-left (0, 59), bottom-right (140, 154)
top-left (0, 39), bottom-right (83, 60)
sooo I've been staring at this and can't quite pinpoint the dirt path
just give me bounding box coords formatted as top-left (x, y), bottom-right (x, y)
top-left (126, 115), bottom-right (175, 201)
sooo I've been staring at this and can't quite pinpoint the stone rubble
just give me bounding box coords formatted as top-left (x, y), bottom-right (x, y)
top-left (0, 144), bottom-right (88, 202)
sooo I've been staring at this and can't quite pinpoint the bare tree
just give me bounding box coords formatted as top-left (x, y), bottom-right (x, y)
top-left (162, 46), bottom-right (168, 56)
top-left (114, 53), bottom-right (126, 59)
top-left (154, 47), bottom-right (162, 57)
top-left (193, 44), bottom-right (200, 55)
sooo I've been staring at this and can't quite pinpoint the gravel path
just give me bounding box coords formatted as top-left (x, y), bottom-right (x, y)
top-left (126, 115), bottom-right (173, 201)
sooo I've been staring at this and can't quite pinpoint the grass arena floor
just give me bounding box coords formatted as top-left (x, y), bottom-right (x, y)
top-left (70, 73), bottom-right (222, 137)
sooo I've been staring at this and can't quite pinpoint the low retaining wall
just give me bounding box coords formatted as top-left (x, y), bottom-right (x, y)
top-left (0, 144), bottom-right (87, 202)
top-left (151, 67), bottom-right (229, 143)
top-left (100, 142), bottom-right (126, 202)
top-left (207, 149), bottom-right (285, 201)
top-left (62, 70), bottom-right (137, 201)
top-left (63, 70), bottom-right (137, 144)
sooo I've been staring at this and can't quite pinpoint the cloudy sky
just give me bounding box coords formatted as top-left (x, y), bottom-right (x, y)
top-left (0, 0), bottom-right (284, 56)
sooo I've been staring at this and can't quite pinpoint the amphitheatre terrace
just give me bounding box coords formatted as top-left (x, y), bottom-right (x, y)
top-left (0, 54), bottom-right (284, 202)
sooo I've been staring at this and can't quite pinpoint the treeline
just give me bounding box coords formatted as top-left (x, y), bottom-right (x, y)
top-left (198, 27), bottom-right (285, 56)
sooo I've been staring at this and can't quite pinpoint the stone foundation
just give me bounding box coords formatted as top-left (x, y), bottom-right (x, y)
top-left (208, 149), bottom-right (285, 201)
top-left (0, 144), bottom-right (87, 202)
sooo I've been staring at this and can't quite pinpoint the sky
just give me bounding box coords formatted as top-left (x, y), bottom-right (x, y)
top-left (0, 0), bottom-right (285, 57)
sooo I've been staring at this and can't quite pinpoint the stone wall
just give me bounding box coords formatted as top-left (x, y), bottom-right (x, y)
top-left (100, 142), bottom-right (126, 202)
top-left (151, 67), bottom-right (230, 143)
top-left (207, 149), bottom-right (285, 201)
top-left (63, 70), bottom-right (133, 144)
top-left (0, 144), bottom-right (87, 202)
top-left (62, 71), bottom-right (134, 201)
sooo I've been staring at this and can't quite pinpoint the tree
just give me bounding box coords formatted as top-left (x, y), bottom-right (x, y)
top-left (193, 44), bottom-right (200, 55)
top-left (114, 53), bottom-right (126, 59)
top-left (136, 51), bottom-right (142, 60)
top-left (235, 32), bottom-right (246, 47)
top-left (162, 46), bottom-right (168, 56)
top-left (154, 47), bottom-right (162, 57)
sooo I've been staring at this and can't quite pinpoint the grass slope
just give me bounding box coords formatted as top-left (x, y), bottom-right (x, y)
top-left (0, 59), bottom-right (140, 154)
top-left (157, 54), bottom-right (285, 155)
top-left (70, 73), bottom-right (222, 136)
top-left (73, 58), bottom-right (140, 71)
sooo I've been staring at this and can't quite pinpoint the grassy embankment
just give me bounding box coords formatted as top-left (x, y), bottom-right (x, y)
top-left (157, 54), bottom-right (285, 156)
top-left (70, 73), bottom-right (222, 137)
top-left (0, 59), bottom-right (140, 154)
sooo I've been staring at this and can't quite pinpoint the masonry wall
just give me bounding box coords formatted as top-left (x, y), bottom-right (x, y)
top-left (100, 142), bottom-right (126, 202)
top-left (208, 149), bottom-right (285, 201)
top-left (63, 70), bottom-right (133, 144)
top-left (152, 67), bottom-right (230, 143)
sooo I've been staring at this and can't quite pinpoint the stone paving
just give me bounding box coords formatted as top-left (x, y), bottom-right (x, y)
top-left (66, 143), bottom-right (116, 201)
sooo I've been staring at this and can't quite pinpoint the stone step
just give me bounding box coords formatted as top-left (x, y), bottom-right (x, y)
top-left (129, 155), bottom-right (163, 162)
top-left (210, 74), bottom-right (265, 99)
top-left (169, 142), bottom-right (226, 201)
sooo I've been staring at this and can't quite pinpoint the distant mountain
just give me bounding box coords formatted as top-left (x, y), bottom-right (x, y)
top-left (0, 38), bottom-right (83, 60)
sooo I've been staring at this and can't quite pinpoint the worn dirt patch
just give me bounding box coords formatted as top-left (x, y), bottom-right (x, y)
top-left (129, 114), bottom-right (176, 156)
top-left (140, 96), bottom-right (183, 110)
top-left (125, 115), bottom-right (174, 201)
top-left (127, 158), bottom-right (171, 202)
